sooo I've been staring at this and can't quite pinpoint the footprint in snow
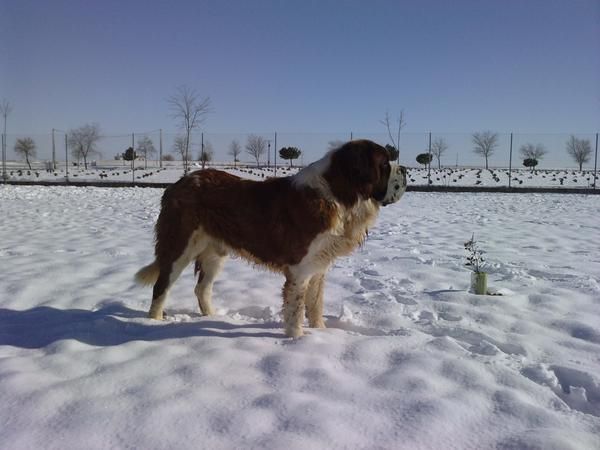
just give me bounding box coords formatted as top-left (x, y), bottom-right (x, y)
top-left (354, 268), bottom-right (381, 277)
top-left (361, 269), bottom-right (381, 277)
top-left (359, 278), bottom-right (385, 291)
top-left (437, 311), bottom-right (462, 322)
top-left (422, 325), bottom-right (527, 357)
top-left (392, 292), bottom-right (418, 306)
top-left (521, 364), bottom-right (600, 417)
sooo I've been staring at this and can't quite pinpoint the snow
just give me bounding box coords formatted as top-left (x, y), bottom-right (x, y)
top-left (1, 185), bottom-right (600, 449)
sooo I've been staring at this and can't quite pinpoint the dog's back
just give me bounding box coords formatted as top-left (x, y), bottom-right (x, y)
top-left (154, 169), bottom-right (335, 269)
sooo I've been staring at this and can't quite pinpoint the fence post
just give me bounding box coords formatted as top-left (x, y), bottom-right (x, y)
top-left (594, 132), bottom-right (598, 189)
top-left (159, 129), bottom-right (163, 168)
top-left (131, 133), bottom-right (135, 185)
top-left (1, 133), bottom-right (5, 183)
top-left (65, 133), bottom-right (69, 182)
top-left (427, 132), bottom-right (432, 186)
top-left (508, 132), bottom-right (513, 188)
top-left (52, 129), bottom-right (56, 170)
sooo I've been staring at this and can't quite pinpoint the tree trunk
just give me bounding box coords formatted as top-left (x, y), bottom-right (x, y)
top-left (184, 132), bottom-right (191, 174)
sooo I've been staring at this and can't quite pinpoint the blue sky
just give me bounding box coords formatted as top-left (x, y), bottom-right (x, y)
top-left (2, 0), bottom-right (599, 141)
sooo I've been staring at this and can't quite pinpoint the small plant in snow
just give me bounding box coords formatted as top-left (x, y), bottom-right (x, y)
top-left (464, 233), bottom-right (485, 273)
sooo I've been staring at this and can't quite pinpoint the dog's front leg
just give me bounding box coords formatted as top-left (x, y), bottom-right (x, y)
top-left (282, 273), bottom-right (310, 338)
top-left (305, 273), bottom-right (326, 329)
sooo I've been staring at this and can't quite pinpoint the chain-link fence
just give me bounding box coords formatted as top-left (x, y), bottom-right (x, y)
top-left (1, 130), bottom-right (598, 188)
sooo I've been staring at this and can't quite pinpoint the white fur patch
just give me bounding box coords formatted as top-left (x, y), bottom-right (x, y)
top-left (169, 227), bottom-right (212, 284)
top-left (291, 151), bottom-right (334, 199)
top-left (291, 198), bottom-right (379, 281)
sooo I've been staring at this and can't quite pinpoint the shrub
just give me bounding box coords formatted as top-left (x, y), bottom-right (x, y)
top-left (122, 147), bottom-right (136, 161)
top-left (523, 158), bottom-right (538, 170)
top-left (416, 153), bottom-right (432, 168)
top-left (279, 147), bottom-right (302, 167)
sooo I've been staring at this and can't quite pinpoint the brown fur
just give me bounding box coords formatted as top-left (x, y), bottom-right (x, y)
top-left (156, 171), bottom-right (338, 271)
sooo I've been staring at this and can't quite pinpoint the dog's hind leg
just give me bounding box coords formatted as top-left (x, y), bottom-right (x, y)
top-left (305, 273), bottom-right (326, 329)
top-left (148, 253), bottom-right (191, 319)
top-left (194, 248), bottom-right (227, 316)
top-left (149, 267), bottom-right (172, 319)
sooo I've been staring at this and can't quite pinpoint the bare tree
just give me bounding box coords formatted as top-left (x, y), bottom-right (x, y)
top-left (172, 135), bottom-right (190, 167)
top-left (199, 141), bottom-right (213, 169)
top-left (566, 135), bottom-right (592, 171)
top-left (68, 123), bottom-right (101, 169)
top-left (228, 139), bottom-right (242, 167)
top-left (136, 136), bottom-right (157, 169)
top-left (1, 99), bottom-right (13, 180)
top-left (472, 131), bottom-right (498, 169)
top-left (519, 143), bottom-right (547, 161)
top-left (14, 137), bottom-right (36, 169)
top-left (168, 85), bottom-right (212, 174)
top-left (431, 137), bottom-right (448, 169)
top-left (245, 135), bottom-right (267, 167)
top-left (380, 110), bottom-right (405, 161)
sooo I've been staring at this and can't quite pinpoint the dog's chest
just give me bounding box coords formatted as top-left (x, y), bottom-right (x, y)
top-left (307, 200), bottom-right (379, 267)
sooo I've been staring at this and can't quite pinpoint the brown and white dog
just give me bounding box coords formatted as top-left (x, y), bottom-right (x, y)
top-left (135, 139), bottom-right (407, 337)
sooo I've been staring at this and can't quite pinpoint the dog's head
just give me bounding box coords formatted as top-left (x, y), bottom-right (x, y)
top-left (324, 140), bottom-right (407, 207)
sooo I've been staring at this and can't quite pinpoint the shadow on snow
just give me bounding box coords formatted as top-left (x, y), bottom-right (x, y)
top-left (0, 302), bottom-right (284, 349)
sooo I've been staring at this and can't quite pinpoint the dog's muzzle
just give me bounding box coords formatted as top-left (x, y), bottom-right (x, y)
top-left (381, 163), bottom-right (407, 206)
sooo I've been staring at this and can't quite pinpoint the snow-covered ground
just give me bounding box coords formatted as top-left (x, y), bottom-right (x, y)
top-left (3, 161), bottom-right (599, 188)
top-left (1, 161), bottom-right (300, 184)
top-left (1, 185), bottom-right (599, 449)
top-left (408, 167), bottom-right (598, 188)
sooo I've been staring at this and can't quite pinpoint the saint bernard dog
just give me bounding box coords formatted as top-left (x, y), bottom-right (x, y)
top-left (135, 139), bottom-right (407, 337)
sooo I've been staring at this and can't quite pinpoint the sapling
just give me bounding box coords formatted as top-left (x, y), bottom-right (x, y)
top-left (464, 233), bottom-right (487, 294)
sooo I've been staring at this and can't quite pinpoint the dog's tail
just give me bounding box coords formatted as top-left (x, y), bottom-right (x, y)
top-left (134, 261), bottom-right (160, 286)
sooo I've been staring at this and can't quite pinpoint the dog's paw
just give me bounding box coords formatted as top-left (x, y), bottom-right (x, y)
top-left (148, 309), bottom-right (165, 320)
top-left (285, 327), bottom-right (304, 339)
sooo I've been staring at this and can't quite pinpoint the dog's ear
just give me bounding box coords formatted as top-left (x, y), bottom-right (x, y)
top-left (341, 142), bottom-right (374, 183)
